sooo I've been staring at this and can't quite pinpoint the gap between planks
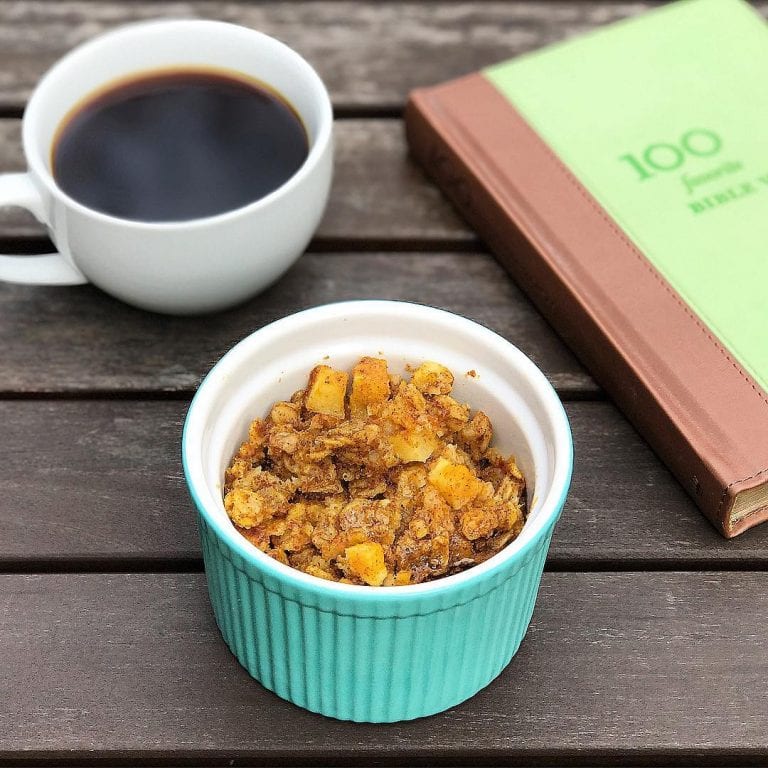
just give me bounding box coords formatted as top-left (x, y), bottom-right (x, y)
top-left (2, 751), bottom-right (768, 768)
top-left (3, 559), bottom-right (767, 575)
top-left (0, 236), bottom-right (481, 254)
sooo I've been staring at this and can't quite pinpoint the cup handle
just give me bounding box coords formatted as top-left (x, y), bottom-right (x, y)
top-left (0, 172), bottom-right (87, 285)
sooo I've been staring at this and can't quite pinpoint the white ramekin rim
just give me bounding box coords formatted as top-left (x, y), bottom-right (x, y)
top-left (182, 300), bottom-right (573, 601)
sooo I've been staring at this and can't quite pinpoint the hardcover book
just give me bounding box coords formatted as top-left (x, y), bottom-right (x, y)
top-left (405, 0), bottom-right (768, 536)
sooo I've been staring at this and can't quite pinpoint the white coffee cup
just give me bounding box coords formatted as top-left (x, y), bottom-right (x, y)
top-left (0, 20), bottom-right (333, 314)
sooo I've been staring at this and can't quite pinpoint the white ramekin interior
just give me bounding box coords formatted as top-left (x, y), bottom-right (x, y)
top-left (183, 301), bottom-right (572, 595)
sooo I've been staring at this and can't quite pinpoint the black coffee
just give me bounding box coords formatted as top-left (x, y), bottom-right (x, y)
top-left (53, 69), bottom-right (309, 222)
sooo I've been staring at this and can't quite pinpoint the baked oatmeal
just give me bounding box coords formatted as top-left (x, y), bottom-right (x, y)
top-left (223, 357), bottom-right (526, 586)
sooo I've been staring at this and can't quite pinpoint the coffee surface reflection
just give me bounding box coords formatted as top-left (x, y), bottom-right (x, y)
top-left (53, 68), bottom-right (309, 222)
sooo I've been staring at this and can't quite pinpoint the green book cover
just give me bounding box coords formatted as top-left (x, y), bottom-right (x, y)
top-left (486, 0), bottom-right (768, 392)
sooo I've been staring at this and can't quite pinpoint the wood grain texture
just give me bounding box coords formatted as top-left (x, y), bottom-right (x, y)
top-left (3, 400), bottom-right (766, 566)
top-left (0, 2), bottom-right (682, 111)
top-left (0, 251), bottom-right (592, 394)
top-left (0, 119), bottom-right (472, 243)
top-left (0, 401), bottom-right (197, 564)
top-left (3, 570), bottom-right (768, 762)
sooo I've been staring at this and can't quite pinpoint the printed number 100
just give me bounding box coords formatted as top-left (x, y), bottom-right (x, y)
top-left (619, 129), bottom-right (722, 180)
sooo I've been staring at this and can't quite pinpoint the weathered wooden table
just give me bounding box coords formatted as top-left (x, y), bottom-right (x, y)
top-left (2, 2), bottom-right (768, 765)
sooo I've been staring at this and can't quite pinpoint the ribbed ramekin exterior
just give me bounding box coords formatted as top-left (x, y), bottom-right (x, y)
top-left (198, 513), bottom-right (555, 722)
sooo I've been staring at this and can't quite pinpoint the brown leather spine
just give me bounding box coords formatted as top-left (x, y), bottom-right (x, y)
top-left (405, 73), bottom-right (768, 537)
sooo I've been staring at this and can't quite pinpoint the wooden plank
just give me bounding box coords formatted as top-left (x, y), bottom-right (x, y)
top-left (3, 400), bottom-right (766, 566)
top-left (0, 2), bottom-right (680, 111)
top-left (3, 570), bottom-right (768, 762)
top-left (0, 401), bottom-right (198, 565)
top-left (0, 119), bottom-right (472, 243)
top-left (0, 251), bottom-right (592, 394)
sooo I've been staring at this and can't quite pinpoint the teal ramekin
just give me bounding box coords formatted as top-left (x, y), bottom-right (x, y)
top-left (182, 300), bottom-right (573, 722)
